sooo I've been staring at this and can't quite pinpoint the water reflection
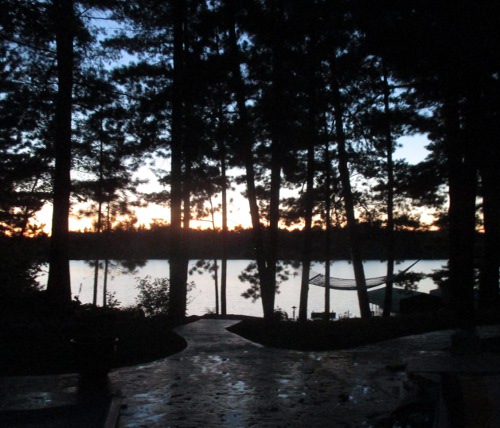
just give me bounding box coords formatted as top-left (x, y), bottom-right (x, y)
top-left (38, 259), bottom-right (445, 318)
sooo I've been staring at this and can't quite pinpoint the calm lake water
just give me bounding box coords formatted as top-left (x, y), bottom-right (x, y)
top-left (38, 259), bottom-right (446, 318)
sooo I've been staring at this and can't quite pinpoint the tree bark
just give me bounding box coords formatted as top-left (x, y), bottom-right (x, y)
top-left (443, 95), bottom-right (477, 329)
top-left (298, 141), bottom-right (314, 322)
top-left (382, 62), bottom-right (395, 317)
top-left (479, 165), bottom-right (500, 312)
top-left (93, 122), bottom-right (105, 307)
top-left (220, 139), bottom-right (228, 316)
top-left (46, 0), bottom-right (74, 306)
top-left (228, 11), bottom-right (275, 322)
top-left (299, 26), bottom-right (319, 323)
top-left (169, 0), bottom-right (187, 320)
top-left (263, 0), bottom-right (287, 321)
top-left (323, 116), bottom-right (332, 319)
top-left (330, 60), bottom-right (371, 319)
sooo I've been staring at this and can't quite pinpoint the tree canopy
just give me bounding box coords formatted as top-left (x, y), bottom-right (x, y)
top-left (1, 0), bottom-right (498, 321)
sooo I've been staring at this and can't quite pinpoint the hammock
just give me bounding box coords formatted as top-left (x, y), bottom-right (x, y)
top-left (309, 260), bottom-right (420, 291)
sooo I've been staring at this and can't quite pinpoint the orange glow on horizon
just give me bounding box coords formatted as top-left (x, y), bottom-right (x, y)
top-left (34, 201), bottom-right (254, 234)
top-left (32, 198), bottom-right (439, 235)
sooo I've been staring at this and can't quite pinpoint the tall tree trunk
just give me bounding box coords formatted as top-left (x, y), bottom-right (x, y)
top-left (92, 251), bottom-right (100, 306)
top-left (47, 0), bottom-right (74, 306)
top-left (299, 28), bottom-right (318, 323)
top-left (382, 63), bottom-right (395, 317)
top-left (213, 54), bottom-right (228, 315)
top-left (180, 155), bottom-right (191, 307)
top-left (102, 202), bottom-right (111, 307)
top-left (220, 140), bottom-right (228, 316)
top-left (265, 146), bottom-right (281, 321)
top-left (331, 62), bottom-right (371, 319)
top-left (93, 124), bottom-right (105, 307)
top-left (228, 11), bottom-right (275, 322)
top-left (298, 141), bottom-right (314, 323)
top-left (213, 258), bottom-right (219, 315)
top-left (262, 0), bottom-right (288, 321)
top-left (208, 197), bottom-right (220, 315)
top-left (479, 165), bottom-right (500, 312)
top-left (443, 95), bottom-right (477, 329)
top-left (323, 116), bottom-right (332, 319)
top-left (231, 73), bottom-right (271, 319)
top-left (103, 258), bottom-right (109, 307)
top-left (169, 0), bottom-right (187, 320)
top-left (477, 100), bottom-right (499, 313)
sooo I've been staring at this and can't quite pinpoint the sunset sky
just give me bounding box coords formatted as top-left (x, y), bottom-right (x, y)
top-left (34, 134), bottom-right (431, 233)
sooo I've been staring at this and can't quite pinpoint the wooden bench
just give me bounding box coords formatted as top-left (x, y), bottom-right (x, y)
top-left (310, 312), bottom-right (336, 321)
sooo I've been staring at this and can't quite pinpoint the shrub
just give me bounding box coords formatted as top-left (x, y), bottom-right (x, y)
top-left (106, 291), bottom-right (121, 309)
top-left (135, 276), bottom-right (170, 317)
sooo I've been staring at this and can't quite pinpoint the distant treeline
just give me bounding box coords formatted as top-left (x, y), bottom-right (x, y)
top-left (2, 226), bottom-right (455, 262)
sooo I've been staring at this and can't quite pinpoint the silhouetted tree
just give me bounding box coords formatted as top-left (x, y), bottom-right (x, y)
top-left (356, 1), bottom-right (500, 326)
top-left (297, 1), bottom-right (322, 323)
top-left (0, 16), bottom-right (53, 237)
top-left (45, 0), bottom-right (76, 305)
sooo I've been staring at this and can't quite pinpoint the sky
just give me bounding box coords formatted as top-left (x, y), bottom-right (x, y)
top-left (34, 133), bottom-right (431, 233)
top-left (32, 14), bottom-right (435, 234)
top-left (394, 134), bottom-right (430, 165)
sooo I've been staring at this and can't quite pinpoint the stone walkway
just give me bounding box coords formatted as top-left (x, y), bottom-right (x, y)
top-left (2, 320), bottom-right (500, 427)
top-left (110, 319), bottom-right (499, 427)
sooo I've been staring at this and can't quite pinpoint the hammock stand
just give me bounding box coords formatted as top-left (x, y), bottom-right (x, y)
top-left (309, 260), bottom-right (420, 291)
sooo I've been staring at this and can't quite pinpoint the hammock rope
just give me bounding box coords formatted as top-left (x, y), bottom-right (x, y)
top-left (309, 260), bottom-right (420, 291)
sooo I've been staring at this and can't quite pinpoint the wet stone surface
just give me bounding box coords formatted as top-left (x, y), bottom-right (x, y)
top-left (2, 320), bottom-right (500, 427)
top-left (109, 319), bottom-right (461, 428)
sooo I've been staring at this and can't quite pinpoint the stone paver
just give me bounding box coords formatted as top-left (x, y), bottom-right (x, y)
top-left (2, 320), bottom-right (500, 427)
top-left (109, 320), bottom-right (500, 428)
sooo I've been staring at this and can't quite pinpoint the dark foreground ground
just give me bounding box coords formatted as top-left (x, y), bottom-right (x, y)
top-left (228, 311), bottom-right (500, 352)
top-left (2, 308), bottom-right (500, 376)
top-left (0, 306), bottom-right (190, 376)
top-left (2, 318), bottom-right (500, 428)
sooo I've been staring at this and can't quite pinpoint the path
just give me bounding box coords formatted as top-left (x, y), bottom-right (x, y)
top-left (110, 319), bottom-right (453, 427)
top-left (2, 320), bottom-right (500, 427)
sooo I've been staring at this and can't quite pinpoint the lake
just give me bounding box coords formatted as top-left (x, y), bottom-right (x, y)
top-left (38, 259), bottom-right (446, 318)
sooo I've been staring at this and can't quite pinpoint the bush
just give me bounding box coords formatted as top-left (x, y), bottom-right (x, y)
top-left (135, 276), bottom-right (170, 317)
